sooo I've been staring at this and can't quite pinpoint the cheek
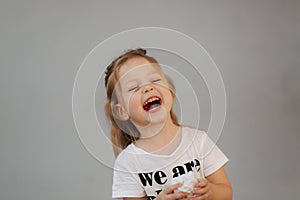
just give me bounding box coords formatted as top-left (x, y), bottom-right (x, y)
top-left (127, 93), bottom-right (141, 110)
top-left (118, 93), bottom-right (132, 112)
top-left (166, 92), bottom-right (174, 106)
top-left (159, 88), bottom-right (173, 106)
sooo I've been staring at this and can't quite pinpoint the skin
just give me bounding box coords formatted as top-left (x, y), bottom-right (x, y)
top-left (117, 57), bottom-right (173, 128)
top-left (116, 57), bottom-right (232, 200)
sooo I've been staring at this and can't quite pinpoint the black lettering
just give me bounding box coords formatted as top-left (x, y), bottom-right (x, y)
top-left (184, 160), bottom-right (195, 172)
top-left (147, 189), bottom-right (162, 200)
top-left (156, 189), bottom-right (162, 195)
top-left (194, 158), bottom-right (201, 172)
top-left (138, 172), bottom-right (153, 186)
top-left (154, 171), bottom-right (167, 185)
top-left (172, 166), bottom-right (185, 178)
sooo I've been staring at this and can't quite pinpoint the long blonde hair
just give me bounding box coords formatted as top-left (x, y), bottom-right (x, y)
top-left (104, 48), bottom-right (179, 156)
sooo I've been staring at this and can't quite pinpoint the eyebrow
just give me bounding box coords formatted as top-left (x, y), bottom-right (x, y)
top-left (123, 71), bottom-right (161, 85)
top-left (125, 80), bottom-right (138, 87)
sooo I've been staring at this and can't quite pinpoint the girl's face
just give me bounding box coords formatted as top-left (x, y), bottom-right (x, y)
top-left (116, 57), bottom-right (173, 127)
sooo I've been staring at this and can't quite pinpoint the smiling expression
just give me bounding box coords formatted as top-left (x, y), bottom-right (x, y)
top-left (116, 56), bottom-right (174, 127)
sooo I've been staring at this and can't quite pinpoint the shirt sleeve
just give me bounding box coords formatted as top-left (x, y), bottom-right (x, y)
top-left (112, 152), bottom-right (146, 198)
top-left (201, 132), bottom-right (229, 177)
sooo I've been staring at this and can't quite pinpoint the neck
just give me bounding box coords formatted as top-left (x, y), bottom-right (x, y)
top-left (133, 114), bottom-right (181, 153)
top-left (135, 114), bottom-right (178, 139)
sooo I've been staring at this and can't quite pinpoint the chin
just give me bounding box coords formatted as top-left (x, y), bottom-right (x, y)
top-left (131, 106), bottom-right (171, 128)
top-left (147, 107), bottom-right (168, 124)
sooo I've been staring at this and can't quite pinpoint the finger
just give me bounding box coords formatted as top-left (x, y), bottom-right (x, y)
top-left (163, 183), bottom-right (182, 194)
top-left (188, 193), bottom-right (209, 200)
top-left (191, 187), bottom-right (209, 196)
top-left (181, 198), bottom-right (192, 200)
top-left (194, 179), bottom-right (208, 188)
top-left (169, 192), bottom-right (188, 199)
top-left (181, 198), bottom-right (190, 200)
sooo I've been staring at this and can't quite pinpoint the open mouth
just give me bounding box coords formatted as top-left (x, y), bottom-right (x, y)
top-left (143, 96), bottom-right (162, 112)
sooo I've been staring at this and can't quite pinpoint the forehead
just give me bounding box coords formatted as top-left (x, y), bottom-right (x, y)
top-left (118, 57), bottom-right (162, 79)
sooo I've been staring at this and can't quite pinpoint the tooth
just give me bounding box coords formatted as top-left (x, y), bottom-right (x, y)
top-left (144, 97), bottom-right (159, 106)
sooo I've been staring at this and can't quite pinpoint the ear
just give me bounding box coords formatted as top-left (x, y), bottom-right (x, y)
top-left (112, 104), bottom-right (129, 121)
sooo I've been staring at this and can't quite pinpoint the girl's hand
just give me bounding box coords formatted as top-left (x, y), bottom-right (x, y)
top-left (155, 183), bottom-right (188, 200)
top-left (189, 179), bottom-right (212, 200)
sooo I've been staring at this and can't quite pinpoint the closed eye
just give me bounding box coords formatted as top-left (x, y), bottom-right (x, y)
top-left (152, 79), bottom-right (161, 83)
top-left (128, 86), bottom-right (138, 92)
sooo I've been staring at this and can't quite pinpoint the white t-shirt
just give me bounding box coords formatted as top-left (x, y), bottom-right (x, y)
top-left (112, 126), bottom-right (229, 199)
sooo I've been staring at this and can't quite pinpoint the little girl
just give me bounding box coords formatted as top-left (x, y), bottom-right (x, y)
top-left (104, 48), bottom-right (232, 200)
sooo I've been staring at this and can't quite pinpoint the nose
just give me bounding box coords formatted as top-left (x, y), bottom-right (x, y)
top-left (142, 84), bottom-right (153, 94)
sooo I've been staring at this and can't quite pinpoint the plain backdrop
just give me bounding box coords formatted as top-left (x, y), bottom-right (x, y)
top-left (1, 1), bottom-right (299, 199)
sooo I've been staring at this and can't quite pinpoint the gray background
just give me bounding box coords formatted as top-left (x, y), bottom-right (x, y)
top-left (1, 0), bottom-right (299, 199)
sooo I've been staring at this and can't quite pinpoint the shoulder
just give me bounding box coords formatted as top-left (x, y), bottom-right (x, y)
top-left (114, 144), bottom-right (135, 169)
top-left (181, 126), bottom-right (216, 152)
top-left (116, 144), bottom-right (134, 158)
top-left (182, 126), bottom-right (207, 140)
